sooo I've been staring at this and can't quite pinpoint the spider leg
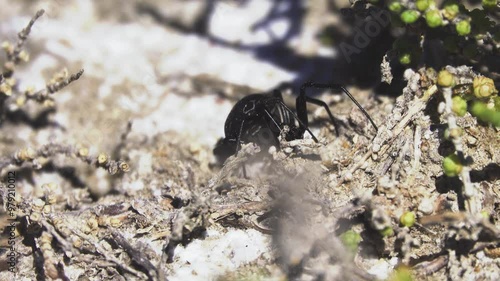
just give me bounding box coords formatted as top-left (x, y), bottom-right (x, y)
top-left (298, 82), bottom-right (379, 134)
top-left (234, 120), bottom-right (248, 178)
top-left (242, 163), bottom-right (247, 179)
top-left (234, 119), bottom-right (245, 154)
top-left (266, 89), bottom-right (317, 142)
top-left (302, 96), bottom-right (342, 137)
top-left (276, 101), bottom-right (319, 142)
top-left (264, 109), bottom-right (282, 132)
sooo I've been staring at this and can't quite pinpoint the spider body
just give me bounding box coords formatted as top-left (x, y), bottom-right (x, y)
top-left (214, 82), bottom-right (378, 163)
top-left (214, 91), bottom-right (307, 161)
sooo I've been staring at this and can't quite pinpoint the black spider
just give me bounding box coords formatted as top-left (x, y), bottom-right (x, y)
top-left (213, 82), bottom-right (378, 163)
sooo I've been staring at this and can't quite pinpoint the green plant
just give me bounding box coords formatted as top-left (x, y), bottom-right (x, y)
top-left (451, 96), bottom-right (467, 116)
top-left (400, 211), bottom-right (416, 227)
top-left (401, 10), bottom-right (420, 24)
top-left (456, 20), bottom-right (471, 36)
top-left (437, 70), bottom-right (455, 87)
top-left (473, 76), bottom-right (498, 98)
top-left (425, 10), bottom-right (443, 28)
top-left (469, 101), bottom-right (500, 127)
top-left (416, 0), bottom-right (431, 12)
top-left (389, 266), bottom-right (414, 281)
top-left (442, 153), bottom-right (463, 177)
top-left (382, 0), bottom-right (497, 70)
top-left (380, 226), bottom-right (394, 237)
top-left (340, 230), bottom-right (362, 253)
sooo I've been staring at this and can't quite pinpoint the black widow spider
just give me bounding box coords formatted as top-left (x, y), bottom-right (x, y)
top-left (213, 82), bottom-right (378, 163)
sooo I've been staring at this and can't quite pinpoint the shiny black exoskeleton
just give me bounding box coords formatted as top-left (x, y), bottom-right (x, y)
top-left (214, 82), bottom-right (378, 163)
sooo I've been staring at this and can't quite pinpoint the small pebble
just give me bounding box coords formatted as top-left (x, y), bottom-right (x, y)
top-left (466, 136), bottom-right (477, 146)
top-left (343, 171), bottom-right (353, 181)
top-left (418, 198), bottom-right (434, 215)
top-left (438, 102), bottom-right (446, 114)
top-left (268, 146), bottom-right (277, 154)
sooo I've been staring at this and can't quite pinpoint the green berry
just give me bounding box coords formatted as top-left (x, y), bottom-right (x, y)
top-left (400, 212), bottom-right (416, 227)
top-left (480, 210), bottom-right (490, 220)
top-left (456, 20), bottom-right (471, 36)
top-left (380, 226), bottom-right (394, 237)
top-left (437, 70), bottom-right (454, 87)
top-left (399, 53), bottom-right (411, 65)
top-left (416, 0), bottom-right (430, 11)
top-left (401, 10), bottom-right (420, 24)
top-left (473, 76), bottom-right (498, 98)
top-left (443, 1), bottom-right (460, 20)
top-left (389, 1), bottom-right (403, 13)
top-left (444, 127), bottom-right (463, 139)
top-left (340, 230), bottom-right (362, 253)
top-left (442, 154), bottom-right (462, 177)
top-left (452, 96), bottom-right (468, 116)
top-left (494, 96), bottom-right (500, 111)
top-left (425, 10), bottom-right (443, 28)
top-left (389, 266), bottom-right (414, 281)
top-left (470, 101), bottom-right (500, 127)
top-left (482, 0), bottom-right (498, 9)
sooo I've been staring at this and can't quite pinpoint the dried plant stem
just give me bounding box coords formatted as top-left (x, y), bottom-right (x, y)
top-left (9, 10), bottom-right (45, 63)
top-left (28, 69), bottom-right (84, 103)
top-left (70, 227), bottom-right (146, 279)
top-left (442, 87), bottom-right (479, 214)
top-left (41, 219), bottom-right (75, 255)
top-left (211, 201), bottom-right (271, 221)
top-left (110, 229), bottom-right (158, 280)
top-left (404, 124), bottom-right (422, 187)
top-left (341, 85), bottom-right (438, 183)
top-left (0, 143), bottom-right (129, 175)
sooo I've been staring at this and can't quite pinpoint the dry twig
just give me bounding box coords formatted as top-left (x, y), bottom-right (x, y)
top-left (0, 143), bottom-right (129, 175)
